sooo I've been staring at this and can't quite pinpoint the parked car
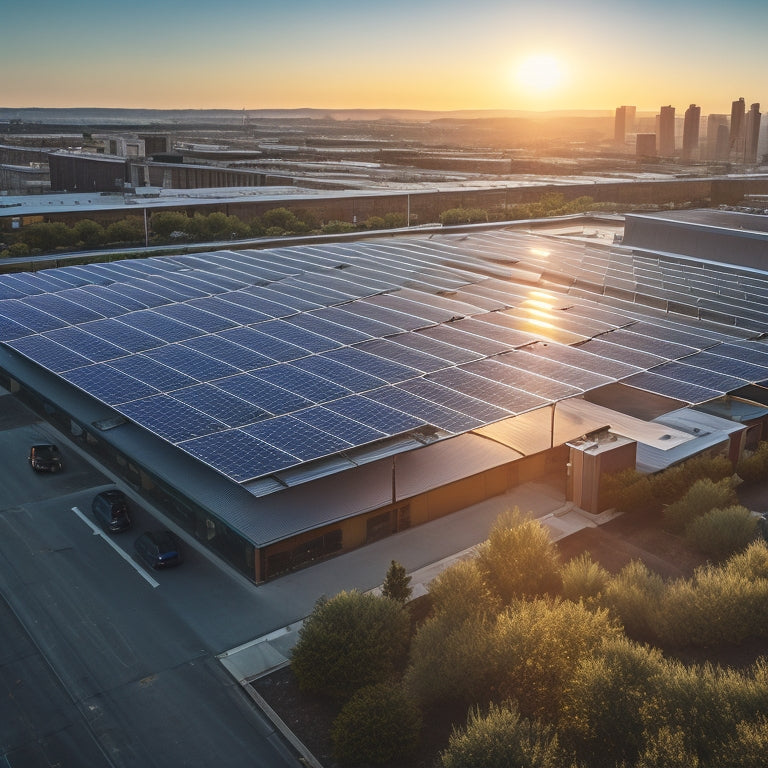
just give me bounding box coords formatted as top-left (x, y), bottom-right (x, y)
top-left (134, 530), bottom-right (183, 569)
top-left (28, 444), bottom-right (62, 472)
top-left (92, 489), bottom-right (131, 533)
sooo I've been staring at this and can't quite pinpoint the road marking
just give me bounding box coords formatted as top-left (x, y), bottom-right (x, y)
top-left (71, 506), bottom-right (159, 588)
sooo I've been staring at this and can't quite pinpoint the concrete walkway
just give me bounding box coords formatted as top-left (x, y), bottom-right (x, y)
top-left (218, 479), bottom-right (612, 685)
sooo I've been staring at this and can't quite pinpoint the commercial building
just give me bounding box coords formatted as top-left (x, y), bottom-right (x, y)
top-left (744, 103), bottom-right (762, 164)
top-left (614, 105), bottom-right (636, 146)
top-left (706, 114), bottom-right (730, 161)
top-left (730, 97), bottom-right (746, 160)
top-left (658, 106), bottom-right (676, 157)
top-left (3, 216), bottom-right (768, 581)
top-left (682, 104), bottom-right (701, 161)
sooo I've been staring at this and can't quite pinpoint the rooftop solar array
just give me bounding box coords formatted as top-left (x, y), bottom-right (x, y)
top-left (3, 228), bottom-right (768, 485)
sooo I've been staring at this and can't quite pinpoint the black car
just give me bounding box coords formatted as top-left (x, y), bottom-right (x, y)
top-left (28, 444), bottom-right (63, 472)
top-left (92, 489), bottom-right (131, 533)
top-left (134, 530), bottom-right (183, 569)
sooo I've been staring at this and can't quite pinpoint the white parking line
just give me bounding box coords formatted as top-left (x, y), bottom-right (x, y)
top-left (71, 506), bottom-right (160, 588)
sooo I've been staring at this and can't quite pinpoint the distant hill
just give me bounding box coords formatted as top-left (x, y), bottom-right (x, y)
top-left (0, 106), bottom-right (618, 126)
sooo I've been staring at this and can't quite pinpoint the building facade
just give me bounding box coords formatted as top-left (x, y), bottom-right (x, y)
top-left (658, 105), bottom-right (676, 157)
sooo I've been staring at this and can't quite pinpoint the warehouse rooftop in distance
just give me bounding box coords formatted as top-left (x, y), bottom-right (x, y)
top-left (3, 213), bottom-right (768, 580)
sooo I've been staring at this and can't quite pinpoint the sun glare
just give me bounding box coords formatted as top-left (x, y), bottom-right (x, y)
top-left (515, 54), bottom-right (564, 95)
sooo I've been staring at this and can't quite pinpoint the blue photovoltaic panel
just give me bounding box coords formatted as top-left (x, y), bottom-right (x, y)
top-left (594, 329), bottom-right (697, 360)
top-left (258, 284), bottom-right (330, 310)
top-left (293, 405), bottom-right (388, 445)
top-left (78, 284), bottom-right (150, 312)
top-left (416, 324), bottom-right (510, 356)
top-left (108, 354), bottom-right (198, 391)
top-left (396, 378), bottom-right (513, 423)
top-left (708, 342), bottom-right (768, 369)
top-left (152, 302), bottom-right (238, 332)
top-left (648, 361), bottom-right (747, 393)
top-left (575, 338), bottom-right (667, 370)
top-left (495, 350), bottom-right (615, 392)
top-left (523, 340), bottom-right (641, 380)
top-left (623, 371), bottom-right (721, 404)
top-left (629, 321), bottom-right (720, 351)
top-left (459, 315), bottom-right (539, 348)
top-left (462, 358), bottom-right (582, 401)
top-left (102, 282), bottom-right (171, 308)
top-left (324, 395), bottom-right (425, 434)
top-left (251, 286), bottom-right (322, 312)
top-left (682, 350), bottom-right (768, 382)
top-left (182, 334), bottom-right (273, 371)
top-left (159, 271), bottom-right (245, 295)
top-left (366, 293), bottom-right (458, 324)
top-left (62, 364), bottom-right (159, 405)
top-left (178, 429), bottom-right (298, 482)
top-left (214, 373), bottom-right (313, 415)
top-left (79, 318), bottom-right (164, 352)
top-left (0, 300), bottom-right (66, 333)
top-left (341, 300), bottom-right (423, 331)
top-left (24, 293), bottom-right (104, 324)
top-left (6, 334), bottom-right (92, 373)
top-left (218, 326), bottom-right (309, 363)
top-left (0, 277), bottom-right (29, 300)
top-left (354, 338), bottom-right (449, 374)
top-left (171, 384), bottom-right (270, 427)
top-left (0, 273), bottom-right (47, 295)
top-left (117, 394), bottom-right (227, 442)
top-left (388, 331), bottom-right (481, 365)
top-left (366, 385), bottom-right (483, 434)
top-left (251, 363), bottom-right (352, 403)
top-left (427, 367), bottom-right (548, 414)
top-left (44, 326), bottom-right (128, 363)
top-left (217, 290), bottom-right (297, 319)
top-left (145, 344), bottom-right (241, 380)
top-left (187, 296), bottom-right (273, 325)
top-left (129, 276), bottom-right (200, 302)
top-left (324, 346), bottom-right (419, 383)
top-left (256, 319), bottom-right (341, 353)
top-left (57, 287), bottom-right (128, 318)
top-left (285, 313), bottom-right (371, 345)
top-left (118, 310), bottom-right (201, 343)
top-left (242, 416), bottom-right (352, 461)
top-left (312, 306), bottom-right (402, 338)
top-left (0, 314), bottom-right (35, 341)
top-left (34, 267), bottom-right (90, 289)
top-left (291, 354), bottom-right (387, 393)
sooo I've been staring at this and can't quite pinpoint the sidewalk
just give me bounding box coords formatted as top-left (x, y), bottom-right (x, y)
top-left (218, 479), bottom-right (611, 684)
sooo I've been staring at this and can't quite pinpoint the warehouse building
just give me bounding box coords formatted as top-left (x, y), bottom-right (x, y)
top-left (2, 214), bottom-right (768, 581)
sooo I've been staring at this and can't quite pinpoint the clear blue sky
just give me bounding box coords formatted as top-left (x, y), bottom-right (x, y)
top-left (4, 0), bottom-right (766, 114)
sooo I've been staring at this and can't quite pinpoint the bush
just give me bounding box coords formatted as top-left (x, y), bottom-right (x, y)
top-left (440, 701), bottom-right (561, 768)
top-left (684, 505), bottom-right (758, 560)
top-left (559, 552), bottom-right (610, 604)
top-left (636, 726), bottom-right (700, 768)
top-left (599, 468), bottom-right (655, 514)
top-left (261, 207), bottom-right (302, 233)
top-left (737, 441), bottom-right (768, 484)
top-left (713, 716), bottom-right (768, 768)
top-left (150, 211), bottom-right (189, 239)
top-left (651, 453), bottom-right (734, 505)
top-left (663, 477), bottom-right (738, 533)
top-left (72, 219), bottom-right (105, 248)
top-left (290, 590), bottom-right (410, 700)
top-left (321, 220), bottom-right (356, 234)
top-left (724, 540), bottom-right (768, 580)
top-left (602, 560), bottom-right (666, 642)
top-left (381, 559), bottom-right (412, 603)
top-left (331, 683), bottom-right (421, 765)
top-left (18, 221), bottom-right (74, 251)
top-left (475, 508), bottom-right (561, 603)
top-left (105, 216), bottom-right (145, 244)
top-left (560, 636), bottom-right (665, 767)
top-left (427, 558), bottom-right (500, 623)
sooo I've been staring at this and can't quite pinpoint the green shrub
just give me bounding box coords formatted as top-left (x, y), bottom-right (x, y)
top-left (321, 220), bottom-right (356, 234)
top-left (663, 477), bottom-right (738, 532)
top-left (599, 468), bottom-right (654, 514)
top-left (713, 716), bottom-right (768, 768)
top-left (475, 508), bottom-right (562, 603)
top-left (150, 211), bottom-right (189, 239)
top-left (330, 683), bottom-right (421, 765)
top-left (650, 453), bottom-right (732, 506)
top-left (73, 218), bottom-right (105, 248)
top-left (492, 598), bottom-right (620, 721)
top-left (684, 505), bottom-right (758, 560)
top-left (381, 559), bottom-right (412, 603)
top-left (290, 590), bottom-right (410, 700)
top-left (559, 552), bottom-right (610, 604)
top-left (440, 701), bottom-right (561, 768)
top-left (105, 216), bottom-right (145, 244)
top-left (602, 560), bottom-right (666, 642)
top-left (261, 207), bottom-right (302, 232)
top-left (724, 540), bottom-right (768, 580)
top-left (737, 441), bottom-right (768, 484)
top-left (636, 726), bottom-right (700, 768)
top-left (404, 614), bottom-right (497, 708)
top-left (560, 636), bottom-right (665, 767)
top-left (427, 558), bottom-right (500, 623)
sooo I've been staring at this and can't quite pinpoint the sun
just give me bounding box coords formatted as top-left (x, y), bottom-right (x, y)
top-left (515, 54), bottom-right (564, 95)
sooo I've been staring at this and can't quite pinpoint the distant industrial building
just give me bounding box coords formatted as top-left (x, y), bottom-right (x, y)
top-left (3, 214), bottom-right (768, 581)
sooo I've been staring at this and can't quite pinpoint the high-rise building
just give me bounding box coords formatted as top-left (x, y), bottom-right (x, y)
top-left (636, 133), bottom-right (657, 157)
top-left (682, 104), bottom-right (701, 161)
top-left (614, 105), bottom-right (636, 145)
top-left (706, 114), bottom-right (730, 161)
top-left (730, 97), bottom-right (746, 159)
top-left (744, 103), bottom-right (761, 163)
top-left (658, 105), bottom-right (676, 157)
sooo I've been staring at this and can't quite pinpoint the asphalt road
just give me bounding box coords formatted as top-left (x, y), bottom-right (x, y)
top-left (0, 396), bottom-right (299, 767)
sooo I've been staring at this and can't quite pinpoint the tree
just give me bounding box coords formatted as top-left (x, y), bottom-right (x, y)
top-left (427, 558), bottom-right (500, 623)
top-left (105, 216), bottom-right (145, 244)
top-left (475, 508), bottom-right (561, 603)
top-left (150, 211), bottom-right (189, 239)
top-left (73, 219), bottom-right (105, 248)
top-left (331, 683), bottom-right (421, 765)
top-left (290, 590), bottom-right (410, 700)
top-left (382, 559), bottom-right (412, 603)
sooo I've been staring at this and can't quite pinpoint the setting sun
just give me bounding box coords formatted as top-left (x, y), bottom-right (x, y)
top-left (514, 54), bottom-right (564, 95)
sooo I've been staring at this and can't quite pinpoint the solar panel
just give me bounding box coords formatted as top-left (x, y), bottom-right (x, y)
top-left (118, 394), bottom-right (227, 442)
top-left (79, 284), bottom-right (150, 312)
top-left (6, 334), bottom-right (92, 373)
top-left (181, 334), bottom-right (273, 371)
top-left (622, 371), bottom-right (721, 404)
top-left (62, 364), bottom-right (159, 405)
top-left (43, 326), bottom-right (127, 363)
top-left (324, 346), bottom-right (419, 383)
top-left (255, 319), bottom-right (341, 353)
top-left (78, 318), bottom-right (164, 353)
top-left (396, 377), bottom-right (513, 423)
top-left (354, 338), bottom-right (449, 374)
top-left (218, 326), bottom-right (309, 363)
top-left (678, 350), bottom-right (768, 382)
top-left (108, 354), bottom-right (198, 391)
top-left (242, 416), bottom-right (352, 461)
top-left (153, 302), bottom-right (238, 333)
top-left (23, 293), bottom-right (104, 324)
top-left (324, 395), bottom-right (426, 434)
top-left (461, 357), bottom-right (582, 401)
top-left (285, 313), bottom-right (371, 345)
top-left (496, 349), bottom-right (614, 392)
top-left (291, 354), bottom-right (387, 393)
top-left (293, 405), bottom-right (388, 445)
top-left (251, 363), bottom-right (352, 403)
top-left (171, 384), bottom-right (270, 427)
top-left (575, 338), bottom-right (667, 369)
top-left (0, 300), bottom-right (66, 333)
top-left (217, 290), bottom-right (297, 319)
top-left (592, 328), bottom-right (698, 360)
top-left (0, 314), bottom-right (35, 341)
top-left (214, 373), bottom-right (313, 415)
top-left (387, 331), bottom-right (481, 365)
top-left (416, 324), bottom-right (510, 356)
top-left (309, 306), bottom-right (402, 339)
top-left (523, 340), bottom-right (641, 380)
top-left (178, 429), bottom-right (298, 482)
top-left (344, 300), bottom-right (429, 331)
top-left (648, 361), bottom-right (747, 394)
top-left (187, 296), bottom-right (272, 325)
top-left (145, 344), bottom-right (241, 380)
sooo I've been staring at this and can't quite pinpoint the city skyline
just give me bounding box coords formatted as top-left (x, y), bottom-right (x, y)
top-left (5, 0), bottom-right (768, 114)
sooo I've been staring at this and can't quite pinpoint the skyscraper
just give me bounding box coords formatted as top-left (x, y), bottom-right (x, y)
top-left (614, 105), bottom-right (636, 145)
top-left (730, 97), bottom-right (746, 159)
top-left (744, 103), bottom-right (761, 163)
top-left (682, 104), bottom-right (701, 161)
top-left (658, 105), bottom-right (676, 157)
top-left (706, 114), bottom-right (730, 161)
